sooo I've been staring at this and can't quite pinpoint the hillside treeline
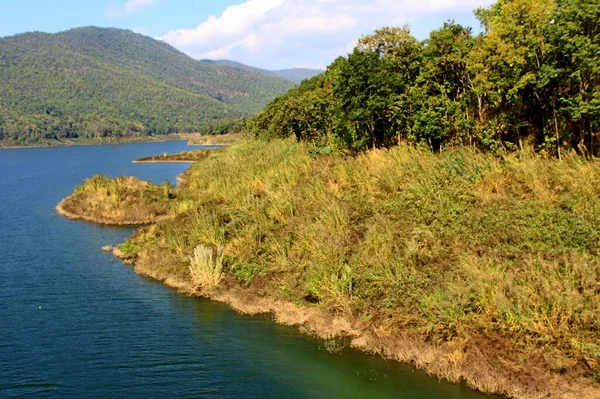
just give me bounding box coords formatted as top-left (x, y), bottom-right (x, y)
top-left (250, 0), bottom-right (599, 156)
top-left (0, 27), bottom-right (293, 145)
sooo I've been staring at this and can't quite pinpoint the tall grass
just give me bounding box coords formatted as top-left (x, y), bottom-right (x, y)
top-left (62, 174), bottom-right (175, 224)
top-left (189, 244), bottom-right (225, 291)
top-left (124, 139), bottom-right (600, 380)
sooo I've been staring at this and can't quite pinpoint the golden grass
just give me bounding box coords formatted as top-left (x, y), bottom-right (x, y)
top-left (81, 139), bottom-right (600, 397)
top-left (189, 244), bottom-right (224, 291)
top-left (188, 133), bottom-right (244, 146)
top-left (58, 174), bottom-right (175, 225)
top-left (133, 149), bottom-right (213, 163)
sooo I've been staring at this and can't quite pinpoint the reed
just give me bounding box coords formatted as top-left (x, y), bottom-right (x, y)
top-left (189, 244), bottom-right (225, 291)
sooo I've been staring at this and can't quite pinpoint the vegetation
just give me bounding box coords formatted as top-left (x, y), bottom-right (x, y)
top-left (250, 0), bottom-right (600, 156)
top-left (98, 139), bottom-right (599, 397)
top-left (189, 133), bottom-right (243, 146)
top-left (57, 174), bottom-right (175, 225)
top-left (0, 132), bottom-right (199, 149)
top-left (133, 150), bottom-right (212, 163)
top-left (54, 0), bottom-right (600, 395)
top-left (0, 27), bottom-right (294, 145)
top-left (196, 118), bottom-right (246, 136)
top-left (189, 244), bottom-right (225, 291)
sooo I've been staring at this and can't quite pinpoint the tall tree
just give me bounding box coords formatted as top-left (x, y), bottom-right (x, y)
top-left (469, 0), bottom-right (556, 150)
top-left (549, 0), bottom-right (600, 154)
top-left (334, 27), bottom-right (422, 149)
top-left (411, 22), bottom-right (477, 149)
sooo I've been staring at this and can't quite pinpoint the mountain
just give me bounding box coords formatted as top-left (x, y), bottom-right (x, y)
top-left (0, 27), bottom-right (295, 144)
top-left (203, 60), bottom-right (323, 84)
top-left (272, 68), bottom-right (324, 84)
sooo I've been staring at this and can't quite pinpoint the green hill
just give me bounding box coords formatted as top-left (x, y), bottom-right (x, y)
top-left (204, 59), bottom-right (323, 84)
top-left (0, 27), bottom-right (295, 144)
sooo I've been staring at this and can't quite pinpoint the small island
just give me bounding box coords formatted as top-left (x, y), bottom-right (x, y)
top-left (57, 174), bottom-right (176, 225)
top-left (133, 149), bottom-right (212, 164)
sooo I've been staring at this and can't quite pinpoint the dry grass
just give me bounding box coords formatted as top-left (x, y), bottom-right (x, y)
top-left (58, 174), bottom-right (175, 225)
top-left (189, 133), bottom-right (244, 146)
top-left (189, 244), bottom-right (225, 291)
top-left (108, 139), bottom-right (600, 397)
top-left (133, 149), bottom-right (213, 163)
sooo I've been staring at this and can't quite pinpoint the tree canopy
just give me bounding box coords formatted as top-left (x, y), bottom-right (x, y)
top-left (250, 0), bottom-right (600, 156)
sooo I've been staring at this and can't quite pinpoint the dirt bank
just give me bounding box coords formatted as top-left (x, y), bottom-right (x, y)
top-left (115, 248), bottom-right (600, 399)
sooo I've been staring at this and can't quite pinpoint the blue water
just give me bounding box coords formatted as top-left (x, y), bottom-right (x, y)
top-left (0, 142), bottom-right (497, 398)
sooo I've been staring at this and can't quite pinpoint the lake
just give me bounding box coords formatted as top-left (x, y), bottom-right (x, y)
top-left (0, 141), bottom-right (496, 398)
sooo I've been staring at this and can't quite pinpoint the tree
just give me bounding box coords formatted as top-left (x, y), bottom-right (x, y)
top-left (549, 0), bottom-right (600, 154)
top-left (469, 0), bottom-right (556, 151)
top-left (334, 27), bottom-right (422, 149)
top-left (410, 22), bottom-right (477, 149)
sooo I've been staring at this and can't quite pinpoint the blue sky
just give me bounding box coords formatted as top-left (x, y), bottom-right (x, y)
top-left (0, 0), bottom-right (494, 69)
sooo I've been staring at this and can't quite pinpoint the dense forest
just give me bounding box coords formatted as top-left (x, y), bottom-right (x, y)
top-left (0, 27), bottom-right (294, 144)
top-left (250, 0), bottom-right (599, 156)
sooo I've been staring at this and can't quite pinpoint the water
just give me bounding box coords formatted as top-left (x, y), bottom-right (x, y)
top-left (0, 141), bottom-right (496, 398)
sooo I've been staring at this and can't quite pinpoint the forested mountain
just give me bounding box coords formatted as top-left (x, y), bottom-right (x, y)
top-left (204, 59), bottom-right (322, 84)
top-left (251, 0), bottom-right (600, 156)
top-left (0, 27), bottom-right (294, 144)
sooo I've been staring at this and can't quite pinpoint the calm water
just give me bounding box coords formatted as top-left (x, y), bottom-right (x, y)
top-left (0, 142), bottom-right (496, 398)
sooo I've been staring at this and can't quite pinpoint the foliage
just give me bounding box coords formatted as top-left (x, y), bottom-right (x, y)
top-left (121, 139), bottom-right (600, 381)
top-left (197, 118), bottom-right (246, 135)
top-left (0, 27), bottom-right (294, 144)
top-left (249, 0), bottom-right (600, 155)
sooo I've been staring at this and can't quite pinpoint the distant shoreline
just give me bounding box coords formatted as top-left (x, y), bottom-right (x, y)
top-left (0, 133), bottom-right (202, 150)
top-left (132, 160), bottom-right (196, 164)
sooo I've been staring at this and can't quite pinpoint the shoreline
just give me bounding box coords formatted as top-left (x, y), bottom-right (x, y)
top-left (56, 197), bottom-right (169, 226)
top-left (0, 133), bottom-right (200, 150)
top-left (119, 251), bottom-right (599, 399)
top-left (132, 160), bottom-right (196, 164)
top-left (56, 142), bottom-right (600, 399)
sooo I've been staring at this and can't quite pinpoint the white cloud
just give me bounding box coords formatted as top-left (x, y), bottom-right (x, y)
top-left (106, 0), bottom-right (154, 19)
top-left (158, 0), bottom-right (495, 69)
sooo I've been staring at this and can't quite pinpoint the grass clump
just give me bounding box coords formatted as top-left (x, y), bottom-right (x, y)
top-left (189, 133), bottom-right (243, 146)
top-left (58, 174), bottom-right (175, 225)
top-left (189, 244), bottom-right (225, 291)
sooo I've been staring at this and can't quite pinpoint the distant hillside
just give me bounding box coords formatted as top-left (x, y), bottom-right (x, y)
top-left (204, 59), bottom-right (323, 84)
top-left (0, 27), bottom-right (294, 144)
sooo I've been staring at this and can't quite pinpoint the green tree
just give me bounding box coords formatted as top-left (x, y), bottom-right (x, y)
top-left (469, 0), bottom-right (556, 150)
top-left (334, 27), bottom-right (422, 149)
top-left (410, 22), bottom-right (476, 149)
top-left (549, 0), bottom-right (600, 154)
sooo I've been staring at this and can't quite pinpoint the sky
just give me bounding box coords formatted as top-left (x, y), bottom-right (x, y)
top-left (0, 0), bottom-right (495, 70)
